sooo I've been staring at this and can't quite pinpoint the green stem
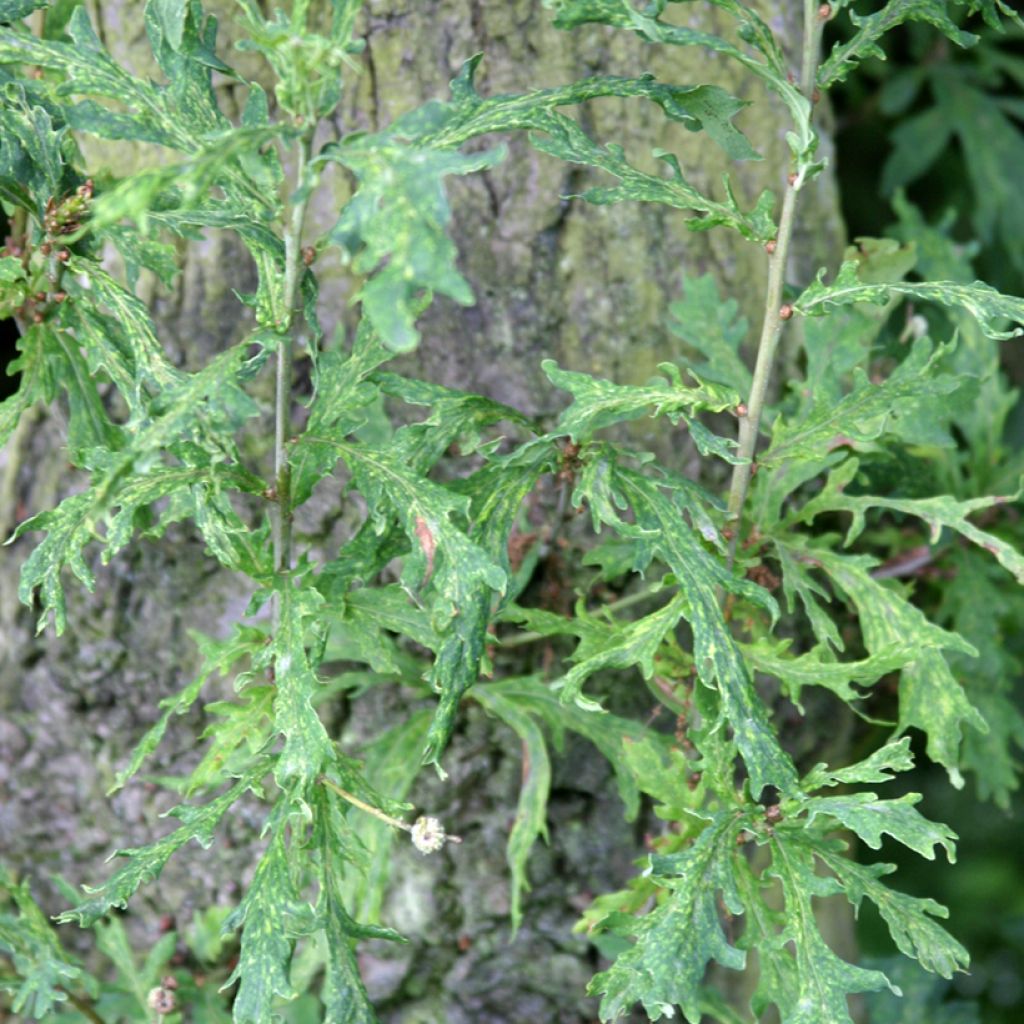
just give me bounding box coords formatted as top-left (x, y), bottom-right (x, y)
top-left (272, 132), bottom-right (314, 583)
top-left (725, 2), bottom-right (827, 566)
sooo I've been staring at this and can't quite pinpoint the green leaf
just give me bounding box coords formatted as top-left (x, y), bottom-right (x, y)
top-left (543, 1), bottom-right (813, 164)
top-left (223, 827), bottom-right (316, 1024)
top-left (667, 272), bottom-right (752, 395)
top-left (543, 358), bottom-right (738, 442)
top-left (473, 686), bottom-right (551, 932)
top-left (340, 710), bottom-right (433, 923)
top-left (798, 457), bottom-right (1024, 583)
top-left (762, 337), bottom-right (962, 468)
top-left (760, 837), bottom-right (896, 1023)
top-left (420, 54), bottom-right (762, 160)
top-left (57, 769), bottom-right (261, 926)
top-left (0, 325), bottom-right (56, 451)
top-left (13, 491), bottom-right (96, 636)
top-left (801, 792), bottom-right (957, 861)
top-left (803, 737), bottom-right (917, 790)
top-left (0, 0), bottom-right (48, 22)
top-left (812, 840), bottom-right (969, 980)
top-left (311, 785), bottom-right (396, 1024)
top-left (794, 260), bottom-right (1024, 340)
top-left (589, 815), bottom-right (746, 1022)
top-left (819, 1), bottom-right (979, 89)
top-left (552, 592), bottom-right (690, 713)
top-left (0, 865), bottom-right (82, 1020)
top-left (795, 545), bottom-right (985, 787)
top-left (110, 625), bottom-right (269, 794)
top-left (744, 637), bottom-right (916, 710)
top-left (272, 586), bottom-right (336, 789)
top-left (620, 469), bottom-right (796, 798)
top-left (479, 675), bottom-right (658, 820)
top-left (295, 433), bottom-right (508, 770)
top-left (318, 136), bottom-right (504, 352)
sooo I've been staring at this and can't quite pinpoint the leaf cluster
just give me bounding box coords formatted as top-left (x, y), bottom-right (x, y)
top-left (1, 2), bottom-right (1023, 1023)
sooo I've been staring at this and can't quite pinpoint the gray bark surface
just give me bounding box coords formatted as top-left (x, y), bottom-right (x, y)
top-left (0, 3), bottom-right (845, 1021)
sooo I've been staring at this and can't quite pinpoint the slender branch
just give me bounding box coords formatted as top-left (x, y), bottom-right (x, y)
top-left (57, 985), bottom-right (107, 1024)
top-left (319, 776), bottom-right (463, 846)
top-left (272, 131), bottom-right (314, 584)
top-left (724, 2), bottom-right (828, 567)
top-left (320, 776), bottom-right (415, 832)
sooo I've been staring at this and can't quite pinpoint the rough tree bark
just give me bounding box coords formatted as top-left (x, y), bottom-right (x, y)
top-left (0, 3), bottom-right (845, 1022)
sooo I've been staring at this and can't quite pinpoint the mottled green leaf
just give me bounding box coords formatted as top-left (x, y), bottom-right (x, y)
top-left (340, 710), bottom-right (433, 923)
top-left (803, 792), bottom-right (957, 861)
top-left (621, 469), bottom-right (796, 797)
top-left (763, 337), bottom-right (962, 468)
top-left (0, 865), bottom-right (82, 1020)
top-left (551, 594), bottom-right (687, 713)
top-left (590, 815), bottom-right (745, 1022)
top-left (744, 637), bottom-right (915, 709)
top-left (223, 828), bottom-right (316, 1024)
top-left (543, 0), bottom-right (814, 169)
top-left (0, 325), bottom-right (58, 451)
top-left (819, 1), bottom-right (979, 89)
top-left (667, 272), bottom-right (751, 395)
top-left (473, 686), bottom-right (551, 931)
top-left (797, 545), bottom-right (985, 786)
top-left (812, 839), bottom-right (969, 979)
top-left (794, 260), bottom-right (1024, 340)
top-left (271, 586), bottom-right (335, 789)
top-left (799, 458), bottom-right (1024, 583)
top-left (0, 0), bottom-right (48, 22)
top-left (110, 625), bottom-right (269, 794)
top-left (480, 675), bottom-right (659, 820)
top-left (312, 785), bottom-right (396, 1024)
top-left (762, 837), bottom-right (895, 1023)
top-left (543, 358), bottom-right (738, 442)
top-left (419, 55), bottom-right (762, 162)
top-left (318, 137), bottom-right (503, 352)
top-left (57, 770), bottom-right (261, 926)
top-left (803, 737), bottom-right (916, 790)
top-left (12, 491), bottom-right (95, 635)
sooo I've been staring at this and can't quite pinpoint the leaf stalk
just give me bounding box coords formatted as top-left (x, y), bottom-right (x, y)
top-left (725, 2), bottom-right (827, 565)
top-left (273, 131), bottom-right (315, 584)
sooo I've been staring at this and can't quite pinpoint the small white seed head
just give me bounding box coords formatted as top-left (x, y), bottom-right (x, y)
top-left (147, 986), bottom-right (177, 1015)
top-left (411, 815), bottom-right (446, 854)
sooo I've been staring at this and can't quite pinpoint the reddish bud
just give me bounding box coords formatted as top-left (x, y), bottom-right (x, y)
top-left (787, 172), bottom-right (799, 187)
top-left (39, 242), bottom-right (51, 255)
top-left (57, 249), bottom-right (70, 263)
top-left (812, 87), bottom-right (821, 104)
top-left (32, 311), bottom-right (44, 323)
top-left (53, 291), bottom-right (67, 303)
top-left (301, 245), bottom-right (316, 266)
top-left (736, 403), bottom-right (748, 417)
top-left (818, 3), bottom-right (832, 19)
top-left (779, 303), bottom-right (794, 320)
top-left (765, 239), bottom-right (777, 255)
